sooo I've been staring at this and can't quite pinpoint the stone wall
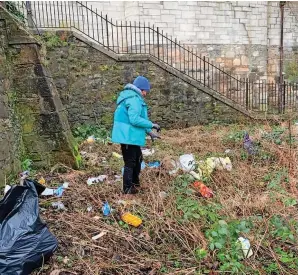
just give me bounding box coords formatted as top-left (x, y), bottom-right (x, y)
top-left (0, 8), bottom-right (80, 183)
top-left (46, 32), bottom-right (248, 130)
top-left (0, 16), bottom-right (21, 183)
top-left (31, 1), bottom-right (298, 80)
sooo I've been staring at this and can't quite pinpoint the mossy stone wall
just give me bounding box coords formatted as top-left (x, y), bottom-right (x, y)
top-left (46, 32), bottom-right (247, 130)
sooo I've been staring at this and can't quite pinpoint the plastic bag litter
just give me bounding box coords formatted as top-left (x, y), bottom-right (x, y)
top-left (87, 175), bottom-right (107, 186)
top-left (168, 160), bottom-right (180, 175)
top-left (238, 237), bottom-right (253, 258)
top-left (102, 202), bottom-right (111, 216)
top-left (4, 185), bottom-right (11, 196)
top-left (179, 154), bottom-right (196, 172)
top-left (87, 135), bottom-right (96, 144)
top-left (199, 157), bottom-right (232, 177)
top-left (193, 181), bottom-right (214, 198)
top-left (42, 188), bottom-right (55, 196)
top-left (189, 170), bottom-right (203, 180)
top-left (141, 148), bottom-right (155, 156)
top-left (148, 161), bottom-right (160, 168)
top-left (0, 179), bottom-right (58, 274)
top-left (41, 182), bottom-right (69, 197)
top-left (51, 201), bottom-right (66, 211)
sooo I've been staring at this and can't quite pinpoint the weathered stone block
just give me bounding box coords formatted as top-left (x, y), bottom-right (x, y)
top-left (241, 55), bottom-right (249, 66)
top-left (233, 58), bottom-right (241, 66)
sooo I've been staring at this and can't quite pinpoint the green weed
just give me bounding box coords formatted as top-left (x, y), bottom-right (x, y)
top-left (42, 32), bottom-right (68, 50)
top-left (206, 219), bottom-right (253, 273)
top-left (72, 124), bottom-right (111, 142)
top-left (270, 215), bottom-right (296, 242)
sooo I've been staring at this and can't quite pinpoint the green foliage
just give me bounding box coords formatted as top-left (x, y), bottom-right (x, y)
top-left (223, 130), bottom-right (245, 144)
top-left (285, 60), bottom-right (298, 83)
top-left (270, 215), bottom-right (296, 242)
top-left (205, 219), bottom-right (252, 273)
top-left (21, 158), bottom-right (33, 171)
top-left (262, 127), bottom-right (285, 145)
top-left (265, 169), bottom-right (288, 194)
top-left (6, 2), bottom-right (25, 23)
top-left (264, 262), bottom-right (279, 274)
top-left (194, 248), bottom-right (207, 261)
top-left (42, 32), bottom-right (68, 50)
top-left (72, 124), bottom-right (111, 142)
top-left (173, 175), bottom-right (221, 223)
top-left (275, 247), bottom-right (298, 268)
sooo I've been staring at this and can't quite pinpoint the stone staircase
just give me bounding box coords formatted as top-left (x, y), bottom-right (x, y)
top-left (6, 1), bottom-right (295, 120)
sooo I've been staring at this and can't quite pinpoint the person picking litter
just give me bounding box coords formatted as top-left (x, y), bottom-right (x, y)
top-left (112, 76), bottom-right (160, 194)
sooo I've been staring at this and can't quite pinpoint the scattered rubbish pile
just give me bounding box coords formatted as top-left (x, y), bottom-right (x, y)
top-left (2, 126), bottom-right (291, 273)
top-left (166, 153), bottom-right (232, 180)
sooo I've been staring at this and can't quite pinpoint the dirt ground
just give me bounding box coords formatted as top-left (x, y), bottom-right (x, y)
top-left (30, 121), bottom-right (298, 275)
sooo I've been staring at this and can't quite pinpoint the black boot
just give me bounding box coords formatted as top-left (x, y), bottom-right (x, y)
top-left (123, 166), bottom-right (138, 194)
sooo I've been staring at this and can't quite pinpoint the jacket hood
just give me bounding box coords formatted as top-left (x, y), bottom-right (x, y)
top-left (116, 84), bottom-right (143, 105)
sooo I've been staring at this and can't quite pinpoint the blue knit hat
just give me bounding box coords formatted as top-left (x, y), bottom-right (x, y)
top-left (133, 76), bottom-right (151, 92)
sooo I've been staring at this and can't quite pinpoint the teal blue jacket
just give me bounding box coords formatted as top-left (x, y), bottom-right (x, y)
top-left (112, 84), bottom-right (153, 147)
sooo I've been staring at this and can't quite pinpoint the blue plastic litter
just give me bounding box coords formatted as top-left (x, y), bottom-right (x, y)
top-left (102, 202), bottom-right (111, 216)
top-left (54, 186), bottom-right (65, 197)
top-left (148, 161), bottom-right (160, 168)
top-left (122, 161), bottom-right (146, 175)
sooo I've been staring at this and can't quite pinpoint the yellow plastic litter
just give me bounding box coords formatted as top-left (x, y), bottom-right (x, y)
top-left (199, 158), bottom-right (216, 178)
top-left (38, 177), bottom-right (46, 185)
top-left (199, 157), bottom-right (232, 178)
top-left (121, 212), bottom-right (142, 227)
top-left (112, 152), bottom-right (122, 159)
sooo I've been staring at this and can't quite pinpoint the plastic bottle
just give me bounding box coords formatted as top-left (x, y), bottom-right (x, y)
top-left (121, 212), bottom-right (142, 227)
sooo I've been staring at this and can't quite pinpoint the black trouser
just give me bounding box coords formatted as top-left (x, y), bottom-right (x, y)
top-left (121, 144), bottom-right (143, 192)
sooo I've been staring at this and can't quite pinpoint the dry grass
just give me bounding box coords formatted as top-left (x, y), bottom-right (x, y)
top-left (33, 121), bottom-right (298, 275)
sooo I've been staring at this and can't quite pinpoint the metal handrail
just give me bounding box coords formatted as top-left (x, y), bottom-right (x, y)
top-left (4, 1), bottom-right (298, 114)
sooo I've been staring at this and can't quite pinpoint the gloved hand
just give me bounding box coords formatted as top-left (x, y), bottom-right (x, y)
top-left (148, 131), bottom-right (161, 141)
top-left (152, 123), bottom-right (161, 132)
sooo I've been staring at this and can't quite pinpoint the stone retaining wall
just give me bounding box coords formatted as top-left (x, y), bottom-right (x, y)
top-left (46, 32), bottom-right (248, 130)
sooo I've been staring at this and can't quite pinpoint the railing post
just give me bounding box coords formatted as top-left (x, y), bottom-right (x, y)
top-left (203, 56), bottom-right (206, 87)
top-left (283, 80), bottom-right (286, 113)
top-left (157, 27), bottom-right (160, 60)
top-left (106, 14), bottom-right (109, 50)
top-left (25, 1), bottom-right (34, 28)
top-left (246, 78), bottom-right (249, 109)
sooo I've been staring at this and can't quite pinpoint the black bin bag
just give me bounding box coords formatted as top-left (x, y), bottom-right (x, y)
top-left (0, 179), bottom-right (58, 275)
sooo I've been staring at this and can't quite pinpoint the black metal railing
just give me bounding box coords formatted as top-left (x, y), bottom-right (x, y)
top-left (5, 1), bottom-right (298, 114)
